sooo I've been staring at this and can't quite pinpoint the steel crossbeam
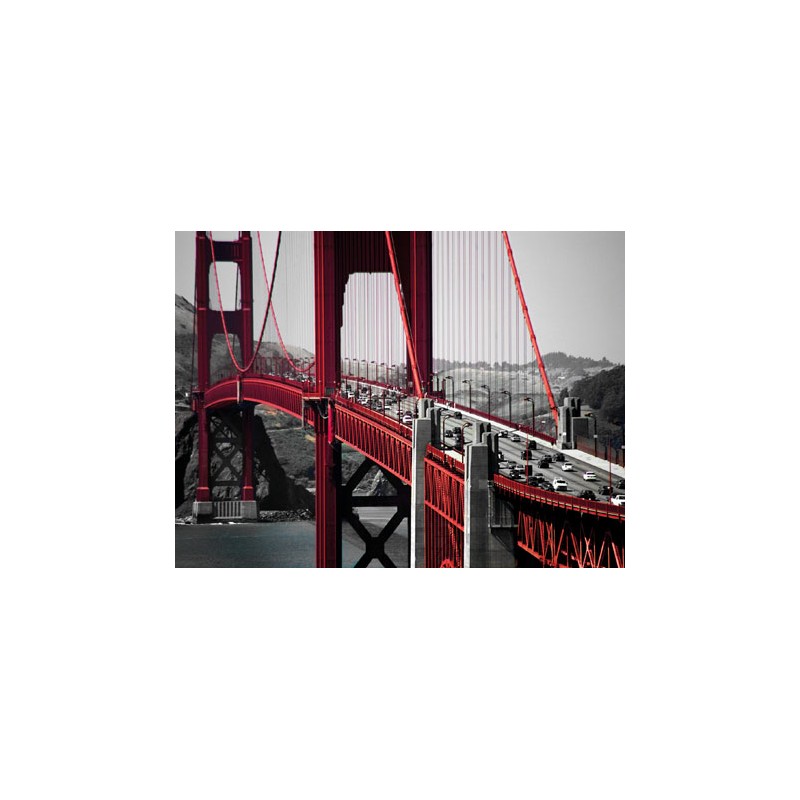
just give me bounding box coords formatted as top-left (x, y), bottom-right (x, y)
top-left (423, 445), bottom-right (465, 568)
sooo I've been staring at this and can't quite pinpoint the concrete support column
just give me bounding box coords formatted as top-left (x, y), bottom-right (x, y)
top-left (465, 434), bottom-right (514, 567)
top-left (410, 405), bottom-right (433, 568)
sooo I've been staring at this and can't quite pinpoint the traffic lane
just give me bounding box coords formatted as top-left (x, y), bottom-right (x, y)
top-left (496, 439), bottom-right (617, 497)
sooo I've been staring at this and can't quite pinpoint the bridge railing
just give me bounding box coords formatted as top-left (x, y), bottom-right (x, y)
top-left (493, 473), bottom-right (625, 520)
top-left (334, 391), bottom-right (411, 439)
top-left (424, 443), bottom-right (465, 567)
top-left (573, 434), bottom-right (625, 467)
top-left (434, 399), bottom-right (558, 445)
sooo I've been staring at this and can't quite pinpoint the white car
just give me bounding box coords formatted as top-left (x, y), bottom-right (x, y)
top-left (583, 471), bottom-right (597, 481)
top-left (401, 413), bottom-right (413, 425)
top-left (561, 462), bottom-right (574, 471)
top-left (610, 494), bottom-right (625, 506)
top-left (552, 478), bottom-right (569, 491)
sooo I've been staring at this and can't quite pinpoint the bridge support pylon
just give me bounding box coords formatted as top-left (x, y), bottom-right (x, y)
top-left (410, 404), bottom-right (434, 568)
top-left (465, 432), bottom-right (515, 568)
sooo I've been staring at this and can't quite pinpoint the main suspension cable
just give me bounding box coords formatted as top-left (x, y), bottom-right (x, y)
top-left (209, 230), bottom-right (281, 374)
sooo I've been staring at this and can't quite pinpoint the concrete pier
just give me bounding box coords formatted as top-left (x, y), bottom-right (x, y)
top-left (410, 401), bottom-right (434, 568)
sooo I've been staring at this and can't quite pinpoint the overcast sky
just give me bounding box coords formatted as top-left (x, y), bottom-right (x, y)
top-left (175, 231), bottom-right (624, 364)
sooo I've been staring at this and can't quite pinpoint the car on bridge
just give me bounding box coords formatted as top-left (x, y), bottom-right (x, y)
top-left (583, 471), bottom-right (597, 481)
top-left (553, 478), bottom-right (569, 491)
top-left (540, 480), bottom-right (555, 491)
top-left (552, 452), bottom-right (565, 462)
top-left (401, 412), bottom-right (413, 425)
top-left (578, 489), bottom-right (597, 500)
top-left (537, 457), bottom-right (551, 467)
top-left (511, 434), bottom-right (521, 442)
top-left (498, 430), bottom-right (508, 438)
top-left (561, 462), bottom-right (574, 471)
top-left (599, 486), bottom-right (613, 496)
top-left (610, 494), bottom-right (625, 506)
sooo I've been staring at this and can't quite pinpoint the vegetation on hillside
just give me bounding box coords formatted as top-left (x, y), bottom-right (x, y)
top-left (559, 364), bottom-right (625, 444)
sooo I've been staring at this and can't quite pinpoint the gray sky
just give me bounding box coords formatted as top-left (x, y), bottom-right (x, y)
top-left (175, 231), bottom-right (624, 364)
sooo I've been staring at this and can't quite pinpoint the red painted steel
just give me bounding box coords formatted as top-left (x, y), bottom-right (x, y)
top-left (493, 473), bottom-right (625, 521)
top-left (501, 231), bottom-right (560, 434)
top-left (517, 511), bottom-right (624, 568)
top-left (204, 377), bottom-right (308, 421)
top-left (191, 231), bottom-right (622, 569)
top-left (385, 231), bottom-right (424, 398)
top-left (334, 400), bottom-right (412, 484)
top-left (424, 444), bottom-right (465, 568)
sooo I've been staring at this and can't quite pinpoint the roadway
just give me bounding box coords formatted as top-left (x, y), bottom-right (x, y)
top-left (346, 385), bottom-right (625, 503)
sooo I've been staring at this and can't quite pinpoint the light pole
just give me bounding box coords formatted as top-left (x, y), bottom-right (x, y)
top-left (460, 421), bottom-right (473, 450)
top-left (462, 379), bottom-right (472, 410)
top-left (523, 396), bottom-right (535, 434)
top-left (500, 389), bottom-right (511, 423)
top-left (440, 412), bottom-right (454, 450)
top-left (480, 384), bottom-right (491, 418)
top-left (443, 375), bottom-right (453, 404)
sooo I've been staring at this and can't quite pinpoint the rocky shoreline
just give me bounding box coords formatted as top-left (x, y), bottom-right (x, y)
top-left (175, 508), bottom-right (313, 525)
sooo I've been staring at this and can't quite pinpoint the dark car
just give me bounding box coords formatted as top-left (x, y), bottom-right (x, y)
top-left (552, 452), bottom-right (565, 462)
top-left (537, 457), bottom-right (551, 467)
top-left (526, 475), bottom-right (544, 486)
top-left (541, 481), bottom-right (555, 491)
top-left (617, 478), bottom-right (625, 489)
top-left (498, 430), bottom-right (509, 438)
top-left (578, 489), bottom-right (597, 501)
top-left (453, 411), bottom-right (462, 419)
top-left (599, 485), bottom-right (613, 496)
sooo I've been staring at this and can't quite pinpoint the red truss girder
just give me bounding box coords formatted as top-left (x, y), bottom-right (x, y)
top-left (517, 509), bottom-right (625, 568)
top-left (424, 445), bottom-right (465, 568)
top-left (334, 401), bottom-right (412, 484)
top-left (203, 377), bottom-right (313, 423)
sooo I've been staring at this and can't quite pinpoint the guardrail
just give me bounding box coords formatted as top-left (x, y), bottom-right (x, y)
top-left (213, 500), bottom-right (242, 519)
top-left (573, 434), bottom-right (625, 467)
top-left (493, 474), bottom-right (625, 520)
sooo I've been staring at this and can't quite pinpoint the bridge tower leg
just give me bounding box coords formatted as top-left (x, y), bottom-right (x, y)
top-left (313, 232), bottom-right (341, 566)
top-left (191, 231), bottom-right (256, 521)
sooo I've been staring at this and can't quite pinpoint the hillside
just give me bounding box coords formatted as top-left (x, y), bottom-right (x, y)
top-left (175, 294), bottom-right (312, 399)
top-left (175, 295), bottom-right (388, 517)
top-left (560, 364), bottom-right (625, 441)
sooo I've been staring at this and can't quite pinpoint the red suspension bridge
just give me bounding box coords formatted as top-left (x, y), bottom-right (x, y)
top-left (189, 231), bottom-right (624, 568)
